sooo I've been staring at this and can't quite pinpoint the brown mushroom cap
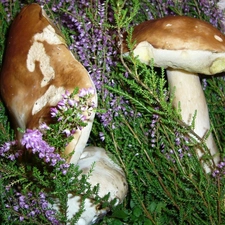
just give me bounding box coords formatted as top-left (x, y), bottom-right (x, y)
top-left (0, 4), bottom-right (97, 163)
top-left (122, 16), bottom-right (225, 75)
top-left (123, 15), bottom-right (225, 52)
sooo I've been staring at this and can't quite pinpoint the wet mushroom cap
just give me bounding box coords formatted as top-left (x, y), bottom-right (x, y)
top-left (122, 15), bottom-right (225, 75)
top-left (123, 15), bottom-right (225, 52)
top-left (0, 4), bottom-right (97, 163)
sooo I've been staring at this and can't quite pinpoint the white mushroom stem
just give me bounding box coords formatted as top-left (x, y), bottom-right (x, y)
top-left (167, 69), bottom-right (219, 172)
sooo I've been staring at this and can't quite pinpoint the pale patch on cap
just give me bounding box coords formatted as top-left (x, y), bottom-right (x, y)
top-left (32, 85), bottom-right (65, 115)
top-left (33, 25), bottom-right (65, 45)
top-left (214, 34), bottom-right (223, 42)
top-left (26, 41), bottom-right (55, 87)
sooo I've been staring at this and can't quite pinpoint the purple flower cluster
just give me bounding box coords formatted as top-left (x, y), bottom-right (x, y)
top-left (164, 132), bottom-right (191, 163)
top-left (140, 0), bottom-right (176, 19)
top-left (212, 158), bottom-right (225, 178)
top-left (0, 0), bottom-right (20, 22)
top-left (149, 113), bottom-right (159, 148)
top-left (50, 88), bottom-right (96, 137)
top-left (141, 0), bottom-right (225, 32)
top-left (174, 132), bottom-right (191, 159)
top-left (199, 0), bottom-right (225, 31)
top-left (144, 111), bottom-right (190, 164)
top-left (0, 87), bottom-right (98, 223)
top-left (0, 140), bottom-right (22, 160)
top-left (21, 129), bottom-right (69, 174)
top-left (100, 98), bottom-right (134, 128)
top-left (6, 190), bottom-right (60, 224)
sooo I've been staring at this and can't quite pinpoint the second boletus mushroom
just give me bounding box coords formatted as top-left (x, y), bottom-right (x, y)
top-left (122, 15), bottom-right (225, 172)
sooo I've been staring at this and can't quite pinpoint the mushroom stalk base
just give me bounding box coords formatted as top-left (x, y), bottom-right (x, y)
top-left (167, 69), bottom-right (219, 173)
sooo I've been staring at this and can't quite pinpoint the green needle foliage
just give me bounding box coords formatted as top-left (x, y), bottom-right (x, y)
top-left (98, 0), bottom-right (225, 224)
top-left (100, 59), bottom-right (225, 225)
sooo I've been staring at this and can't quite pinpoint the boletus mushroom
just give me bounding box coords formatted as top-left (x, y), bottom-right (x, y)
top-left (0, 3), bottom-right (97, 164)
top-left (122, 15), bottom-right (225, 172)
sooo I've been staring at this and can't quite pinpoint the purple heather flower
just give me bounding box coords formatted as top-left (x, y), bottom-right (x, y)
top-left (39, 123), bottom-right (50, 130)
top-left (46, 0), bottom-right (131, 127)
top-left (21, 129), bottom-right (69, 173)
top-left (99, 132), bottom-right (105, 141)
top-left (63, 129), bottom-right (71, 137)
top-left (77, 113), bottom-right (86, 122)
top-left (5, 190), bottom-right (60, 224)
top-left (28, 211), bottom-right (36, 217)
top-left (202, 78), bottom-right (208, 90)
top-left (212, 169), bottom-right (220, 177)
top-left (13, 205), bottom-right (19, 211)
top-left (78, 87), bottom-right (95, 98)
top-left (39, 192), bottom-right (46, 199)
top-left (0, 140), bottom-right (21, 159)
top-left (41, 201), bottom-right (48, 210)
top-left (50, 107), bottom-right (59, 117)
top-left (57, 116), bottom-right (63, 121)
top-left (212, 157), bottom-right (225, 178)
top-left (60, 163), bottom-right (70, 175)
top-left (57, 101), bottom-right (67, 111)
top-left (68, 98), bottom-right (76, 107)
top-left (7, 154), bottom-right (15, 161)
top-left (62, 90), bottom-right (70, 99)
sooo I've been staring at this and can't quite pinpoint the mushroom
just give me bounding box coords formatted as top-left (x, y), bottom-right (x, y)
top-left (0, 3), bottom-right (97, 164)
top-left (54, 146), bottom-right (128, 224)
top-left (0, 4), bottom-right (128, 223)
top-left (122, 15), bottom-right (225, 172)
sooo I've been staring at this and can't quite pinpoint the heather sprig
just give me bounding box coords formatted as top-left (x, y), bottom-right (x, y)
top-left (0, 140), bottom-right (21, 161)
top-left (5, 190), bottom-right (60, 224)
top-left (101, 1), bottom-right (225, 223)
top-left (51, 88), bottom-right (95, 134)
top-left (212, 159), bottom-right (225, 178)
top-left (103, 56), bottom-right (223, 224)
top-left (21, 129), bottom-right (69, 174)
top-left (45, 87), bottom-right (96, 150)
top-left (0, 102), bottom-right (14, 146)
top-left (0, 87), bottom-right (95, 174)
top-left (0, 0), bottom-right (21, 65)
